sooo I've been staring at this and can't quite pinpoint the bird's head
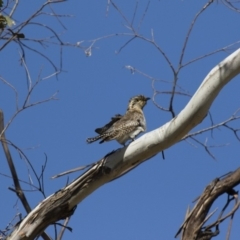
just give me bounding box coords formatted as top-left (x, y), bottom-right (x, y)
top-left (127, 95), bottom-right (150, 110)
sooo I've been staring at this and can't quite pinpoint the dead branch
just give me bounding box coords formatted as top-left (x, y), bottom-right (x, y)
top-left (0, 110), bottom-right (51, 240)
top-left (5, 46), bottom-right (240, 240)
top-left (6, 156), bottom-right (110, 240)
top-left (176, 169), bottom-right (240, 240)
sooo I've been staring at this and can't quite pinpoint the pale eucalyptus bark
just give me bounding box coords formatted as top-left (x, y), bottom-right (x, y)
top-left (5, 49), bottom-right (240, 240)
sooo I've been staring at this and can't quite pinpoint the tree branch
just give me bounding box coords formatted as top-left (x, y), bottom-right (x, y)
top-left (0, 110), bottom-right (51, 240)
top-left (6, 47), bottom-right (240, 240)
top-left (176, 168), bottom-right (240, 240)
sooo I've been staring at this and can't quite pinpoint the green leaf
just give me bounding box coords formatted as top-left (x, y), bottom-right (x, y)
top-left (5, 15), bottom-right (15, 27)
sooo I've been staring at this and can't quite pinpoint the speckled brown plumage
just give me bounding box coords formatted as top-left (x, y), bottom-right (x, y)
top-left (86, 95), bottom-right (150, 146)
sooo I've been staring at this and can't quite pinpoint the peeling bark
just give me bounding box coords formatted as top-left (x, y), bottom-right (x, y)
top-left (3, 49), bottom-right (240, 239)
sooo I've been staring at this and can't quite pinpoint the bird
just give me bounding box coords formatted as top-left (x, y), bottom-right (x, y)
top-left (86, 95), bottom-right (150, 146)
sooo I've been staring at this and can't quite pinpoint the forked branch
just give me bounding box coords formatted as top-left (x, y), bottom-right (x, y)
top-left (176, 169), bottom-right (240, 240)
top-left (6, 47), bottom-right (240, 240)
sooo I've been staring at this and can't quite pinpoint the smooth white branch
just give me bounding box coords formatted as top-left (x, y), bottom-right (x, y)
top-left (8, 49), bottom-right (240, 240)
top-left (100, 48), bottom-right (240, 190)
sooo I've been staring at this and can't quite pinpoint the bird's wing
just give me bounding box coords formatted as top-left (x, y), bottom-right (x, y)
top-left (98, 110), bottom-right (144, 143)
top-left (107, 110), bottom-right (143, 132)
top-left (95, 114), bottom-right (122, 134)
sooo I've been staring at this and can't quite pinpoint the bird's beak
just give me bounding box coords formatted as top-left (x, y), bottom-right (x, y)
top-left (146, 97), bottom-right (151, 101)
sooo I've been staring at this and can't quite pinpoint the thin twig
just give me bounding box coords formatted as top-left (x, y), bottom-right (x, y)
top-left (178, 0), bottom-right (214, 68)
top-left (57, 217), bottom-right (71, 240)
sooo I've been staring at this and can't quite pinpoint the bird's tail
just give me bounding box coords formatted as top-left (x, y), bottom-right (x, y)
top-left (86, 135), bottom-right (103, 144)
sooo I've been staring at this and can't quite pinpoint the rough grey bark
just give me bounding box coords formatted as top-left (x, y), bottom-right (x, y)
top-left (176, 168), bottom-right (240, 240)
